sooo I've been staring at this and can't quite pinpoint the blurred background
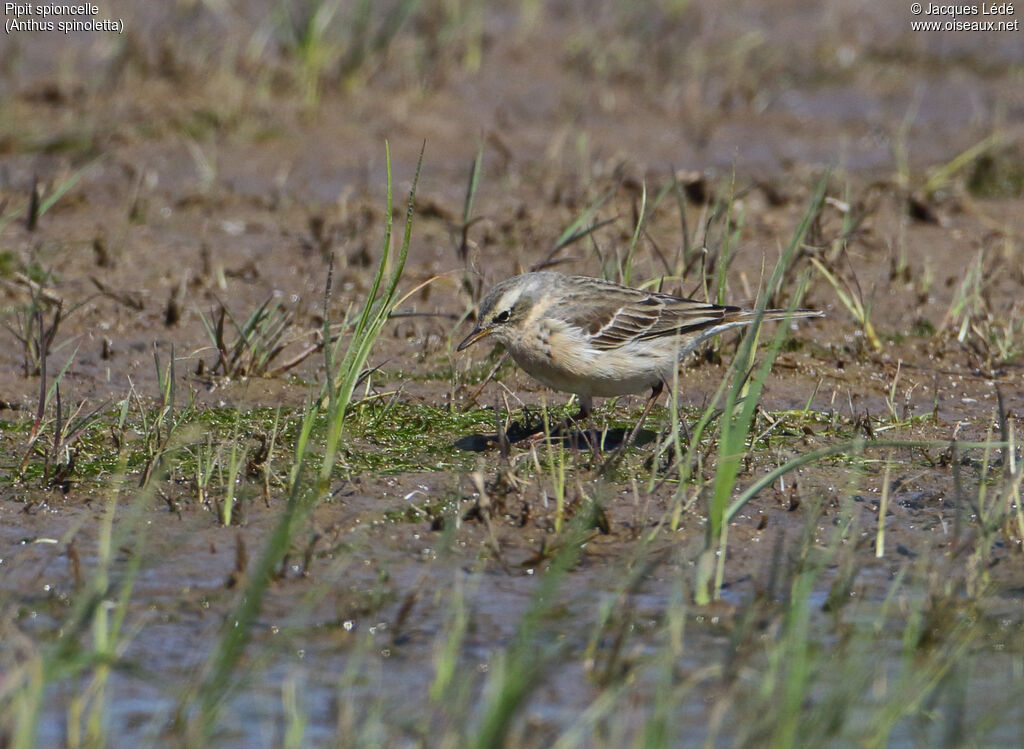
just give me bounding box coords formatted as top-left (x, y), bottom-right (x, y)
top-left (2, 0), bottom-right (1022, 200)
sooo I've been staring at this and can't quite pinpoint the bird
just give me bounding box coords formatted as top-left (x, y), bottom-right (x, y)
top-left (457, 271), bottom-right (822, 439)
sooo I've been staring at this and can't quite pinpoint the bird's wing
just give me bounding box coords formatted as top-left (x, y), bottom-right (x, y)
top-left (566, 287), bottom-right (739, 351)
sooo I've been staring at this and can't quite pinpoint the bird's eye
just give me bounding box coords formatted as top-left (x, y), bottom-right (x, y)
top-left (494, 310), bottom-right (511, 323)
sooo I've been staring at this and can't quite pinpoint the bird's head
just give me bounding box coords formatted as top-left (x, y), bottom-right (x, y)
top-left (457, 274), bottom-right (545, 350)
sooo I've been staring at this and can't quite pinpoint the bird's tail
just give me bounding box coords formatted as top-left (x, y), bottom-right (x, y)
top-left (715, 308), bottom-right (823, 335)
top-left (677, 307), bottom-right (822, 358)
top-left (742, 308), bottom-right (825, 324)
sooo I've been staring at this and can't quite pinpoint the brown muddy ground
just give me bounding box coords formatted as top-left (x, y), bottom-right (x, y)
top-left (2, 1), bottom-right (1024, 746)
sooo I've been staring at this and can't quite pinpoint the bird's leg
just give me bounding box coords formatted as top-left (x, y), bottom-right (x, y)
top-left (571, 395), bottom-right (601, 455)
top-left (548, 395), bottom-right (591, 432)
top-left (575, 395), bottom-right (593, 421)
top-left (624, 382), bottom-right (664, 448)
top-left (597, 383), bottom-right (665, 476)
top-left (553, 395), bottom-right (593, 447)
top-left (525, 395), bottom-right (592, 445)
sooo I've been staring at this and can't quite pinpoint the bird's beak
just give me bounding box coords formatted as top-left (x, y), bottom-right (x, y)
top-left (457, 326), bottom-right (492, 351)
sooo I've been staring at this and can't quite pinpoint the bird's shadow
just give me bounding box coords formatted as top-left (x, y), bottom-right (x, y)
top-left (454, 418), bottom-right (657, 453)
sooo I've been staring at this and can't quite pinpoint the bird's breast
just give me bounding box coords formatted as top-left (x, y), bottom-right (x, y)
top-left (507, 322), bottom-right (672, 397)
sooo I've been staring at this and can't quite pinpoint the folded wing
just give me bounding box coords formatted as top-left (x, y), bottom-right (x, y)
top-left (569, 288), bottom-right (741, 351)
